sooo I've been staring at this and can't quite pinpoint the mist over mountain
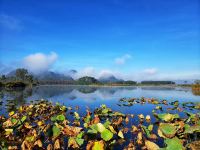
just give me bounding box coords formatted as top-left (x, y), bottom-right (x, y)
top-left (99, 75), bottom-right (123, 83)
top-left (36, 71), bottom-right (74, 81)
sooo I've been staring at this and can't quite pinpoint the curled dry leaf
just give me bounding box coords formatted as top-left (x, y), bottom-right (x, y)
top-left (145, 140), bottom-right (160, 150)
top-left (8, 146), bottom-right (18, 150)
top-left (125, 116), bottom-right (129, 124)
top-left (63, 125), bottom-right (82, 136)
top-left (91, 115), bottom-right (100, 124)
top-left (124, 141), bottom-right (136, 150)
top-left (34, 139), bottom-right (42, 147)
top-left (47, 144), bottom-right (53, 150)
top-left (54, 139), bottom-right (60, 149)
top-left (146, 115), bottom-right (151, 121)
top-left (138, 114), bottom-right (144, 120)
top-left (21, 140), bottom-right (32, 150)
top-left (113, 117), bottom-right (123, 126)
top-left (86, 140), bottom-right (105, 150)
top-left (131, 125), bottom-right (138, 132)
top-left (68, 137), bottom-right (79, 149)
top-left (137, 132), bottom-right (143, 145)
top-left (118, 130), bottom-right (124, 138)
top-left (189, 140), bottom-right (200, 150)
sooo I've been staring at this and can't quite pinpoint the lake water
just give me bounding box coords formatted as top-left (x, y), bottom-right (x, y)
top-left (0, 85), bottom-right (199, 149)
top-left (0, 85), bottom-right (199, 116)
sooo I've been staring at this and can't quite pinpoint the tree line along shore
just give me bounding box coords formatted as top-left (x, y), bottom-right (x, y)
top-left (0, 68), bottom-right (199, 89)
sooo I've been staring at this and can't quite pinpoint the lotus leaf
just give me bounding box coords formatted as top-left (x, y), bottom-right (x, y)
top-left (157, 113), bottom-right (179, 122)
top-left (86, 140), bottom-right (104, 150)
top-left (145, 140), bottom-right (159, 150)
top-left (68, 137), bottom-right (79, 148)
top-left (74, 112), bottom-right (80, 120)
top-left (164, 137), bottom-right (184, 150)
top-left (118, 130), bottom-right (124, 139)
top-left (158, 123), bottom-right (177, 138)
top-left (52, 125), bottom-right (60, 137)
top-left (54, 139), bottom-right (60, 149)
top-left (184, 125), bottom-right (200, 134)
top-left (63, 125), bottom-right (82, 136)
top-left (101, 129), bottom-right (113, 141)
top-left (96, 123), bottom-right (106, 133)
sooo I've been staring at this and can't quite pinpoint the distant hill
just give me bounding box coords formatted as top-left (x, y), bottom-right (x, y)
top-left (36, 71), bottom-right (74, 81)
top-left (6, 70), bottom-right (16, 77)
top-left (99, 75), bottom-right (123, 83)
top-left (173, 80), bottom-right (195, 85)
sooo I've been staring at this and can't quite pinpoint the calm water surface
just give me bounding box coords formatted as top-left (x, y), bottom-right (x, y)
top-left (0, 85), bottom-right (199, 149)
top-left (0, 85), bottom-right (199, 115)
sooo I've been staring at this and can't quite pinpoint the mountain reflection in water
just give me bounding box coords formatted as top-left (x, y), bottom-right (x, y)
top-left (0, 85), bottom-right (199, 114)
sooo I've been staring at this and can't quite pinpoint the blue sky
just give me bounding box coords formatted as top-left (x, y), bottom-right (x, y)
top-left (0, 0), bottom-right (199, 80)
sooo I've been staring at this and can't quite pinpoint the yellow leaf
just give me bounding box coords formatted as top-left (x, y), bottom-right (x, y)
top-left (118, 130), bottom-right (124, 138)
top-left (54, 139), bottom-right (60, 149)
top-left (145, 140), bottom-right (160, 150)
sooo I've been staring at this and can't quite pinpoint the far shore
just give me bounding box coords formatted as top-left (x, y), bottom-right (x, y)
top-left (34, 84), bottom-right (189, 88)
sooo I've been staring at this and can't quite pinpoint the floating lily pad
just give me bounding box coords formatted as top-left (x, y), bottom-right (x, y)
top-left (158, 123), bottom-right (177, 138)
top-left (164, 137), bottom-right (184, 150)
top-left (184, 125), bottom-right (200, 134)
top-left (101, 129), bottom-right (113, 141)
top-left (52, 125), bottom-right (60, 137)
top-left (157, 113), bottom-right (179, 122)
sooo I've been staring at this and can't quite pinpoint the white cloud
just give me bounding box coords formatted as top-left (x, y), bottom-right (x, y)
top-left (98, 70), bottom-right (114, 78)
top-left (115, 54), bottom-right (132, 65)
top-left (143, 68), bottom-right (158, 75)
top-left (73, 67), bottom-right (96, 79)
top-left (23, 52), bottom-right (58, 74)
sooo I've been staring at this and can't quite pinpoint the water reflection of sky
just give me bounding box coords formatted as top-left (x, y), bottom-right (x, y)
top-left (27, 85), bottom-right (199, 102)
top-left (0, 85), bottom-right (199, 115)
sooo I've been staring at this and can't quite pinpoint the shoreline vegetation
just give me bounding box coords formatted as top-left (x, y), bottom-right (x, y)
top-left (1, 68), bottom-right (199, 89)
top-left (0, 98), bottom-right (199, 149)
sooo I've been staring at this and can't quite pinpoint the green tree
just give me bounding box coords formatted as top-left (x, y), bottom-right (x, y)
top-left (15, 68), bottom-right (28, 81)
top-left (1, 75), bottom-right (6, 81)
top-left (195, 80), bottom-right (200, 84)
top-left (77, 76), bottom-right (99, 85)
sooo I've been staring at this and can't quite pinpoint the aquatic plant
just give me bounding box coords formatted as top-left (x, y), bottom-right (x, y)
top-left (0, 98), bottom-right (199, 149)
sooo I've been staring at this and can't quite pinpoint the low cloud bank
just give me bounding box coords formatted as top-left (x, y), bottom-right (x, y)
top-left (23, 52), bottom-right (58, 74)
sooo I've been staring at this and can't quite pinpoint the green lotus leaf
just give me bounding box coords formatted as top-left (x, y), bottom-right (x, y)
top-left (74, 112), bottom-right (80, 120)
top-left (101, 129), bottom-right (113, 141)
top-left (164, 137), bottom-right (184, 150)
top-left (157, 113), bottom-right (179, 122)
top-left (77, 131), bottom-right (84, 139)
top-left (158, 123), bottom-right (177, 138)
top-left (148, 124), bottom-right (153, 131)
top-left (11, 118), bottom-right (18, 124)
top-left (87, 129), bottom-right (98, 134)
top-left (112, 112), bottom-right (125, 117)
top-left (75, 138), bottom-right (84, 146)
top-left (83, 115), bottom-right (91, 123)
top-left (51, 114), bottom-right (65, 122)
top-left (184, 125), bottom-right (200, 134)
top-left (21, 116), bottom-right (27, 123)
top-left (52, 125), bottom-right (60, 137)
top-left (89, 124), bottom-right (98, 131)
top-left (96, 123), bottom-right (106, 133)
top-left (141, 125), bottom-right (151, 138)
top-left (56, 114), bottom-right (65, 121)
top-left (103, 120), bottom-right (111, 128)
